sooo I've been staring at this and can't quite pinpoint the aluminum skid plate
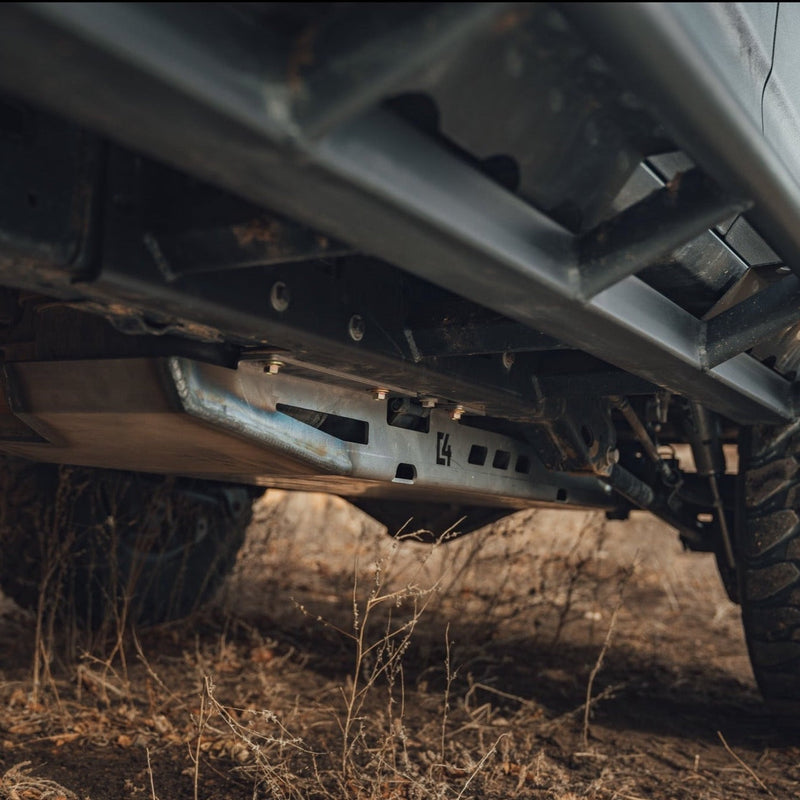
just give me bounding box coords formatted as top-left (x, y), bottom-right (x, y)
top-left (0, 357), bottom-right (613, 512)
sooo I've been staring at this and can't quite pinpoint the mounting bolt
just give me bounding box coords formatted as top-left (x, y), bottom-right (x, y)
top-left (264, 358), bottom-right (284, 375)
top-left (270, 281), bottom-right (290, 312)
top-left (421, 396), bottom-right (438, 408)
top-left (450, 405), bottom-right (465, 421)
top-left (348, 314), bottom-right (365, 342)
top-left (608, 447), bottom-right (620, 465)
top-left (373, 388), bottom-right (388, 401)
top-left (502, 351), bottom-right (515, 371)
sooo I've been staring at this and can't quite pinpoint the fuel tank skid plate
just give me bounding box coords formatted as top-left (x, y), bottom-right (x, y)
top-left (0, 357), bottom-right (613, 510)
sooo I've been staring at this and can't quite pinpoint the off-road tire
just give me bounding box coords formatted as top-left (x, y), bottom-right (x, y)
top-left (0, 459), bottom-right (254, 625)
top-left (740, 424), bottom-right (800, 704)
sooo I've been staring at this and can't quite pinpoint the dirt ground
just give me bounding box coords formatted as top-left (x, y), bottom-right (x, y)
top-left (1, 491), bottom-right (799, 799)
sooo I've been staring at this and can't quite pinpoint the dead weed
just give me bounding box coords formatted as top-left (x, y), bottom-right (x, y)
top-left (0, 491), bottom-right (792, 799)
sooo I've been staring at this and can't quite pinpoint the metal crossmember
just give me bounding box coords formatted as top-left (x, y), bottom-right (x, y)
top-left (0, 4), bottom-right (794, 423)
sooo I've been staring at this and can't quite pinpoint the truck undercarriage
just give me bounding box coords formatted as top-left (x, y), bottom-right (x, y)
top-left (1, 3), bottom-right (800, 704)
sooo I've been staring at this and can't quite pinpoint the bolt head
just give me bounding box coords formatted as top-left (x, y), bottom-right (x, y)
top-left (373, 388), bottom-right (388, 401)
top-left (265, 359), bottom-right (283, 375)
top-left (450, 405), bottom-right (464, 421)
top-left (421, 397), bottom-right (437, 408)
top-left (502, 351), bottom-right (515, 370)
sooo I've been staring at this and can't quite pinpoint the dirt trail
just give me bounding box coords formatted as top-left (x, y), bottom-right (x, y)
top-left (1, 491), bottom-right (799, 799)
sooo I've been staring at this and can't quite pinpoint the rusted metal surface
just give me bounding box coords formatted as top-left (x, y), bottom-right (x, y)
top-left (579, 169), bottom-right (748, 299)
top-left (147, 216), bottom-right (353, 281)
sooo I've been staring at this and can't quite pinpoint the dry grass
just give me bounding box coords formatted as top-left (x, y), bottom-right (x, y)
top-left (0, 490), bottom-right (795, 799)
top-left (0, 761), bottom-right (78, 800)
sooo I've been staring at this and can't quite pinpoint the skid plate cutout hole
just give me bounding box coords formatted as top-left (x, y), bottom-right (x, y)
top-left (393, 463), bottom-right (417, 483)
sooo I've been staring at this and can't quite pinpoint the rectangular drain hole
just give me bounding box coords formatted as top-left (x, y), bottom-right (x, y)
top-left (515, 455), bottom-right (531, 474)
top-left (393, 463), bottom-right (417, 483)
top-left (492, 450), bottom-right (510, 470)
top-left (468, 445), bottom-right (488, 466)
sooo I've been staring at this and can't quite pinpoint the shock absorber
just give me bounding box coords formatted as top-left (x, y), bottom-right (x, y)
top-left (686, 401), bottom-right (735, 569)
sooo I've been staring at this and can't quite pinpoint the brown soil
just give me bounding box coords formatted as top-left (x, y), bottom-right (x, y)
top-left (1, 491), bottom-right (799, 799)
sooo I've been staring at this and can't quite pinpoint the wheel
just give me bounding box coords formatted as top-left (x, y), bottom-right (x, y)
top-left (739, 424), bottom-right (800, 705)
top-left (0, 459), bottom-right (254, 625)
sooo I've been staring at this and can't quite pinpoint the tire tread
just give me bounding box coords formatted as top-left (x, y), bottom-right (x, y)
top-left (741, 426), bottom-right (800, 702)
